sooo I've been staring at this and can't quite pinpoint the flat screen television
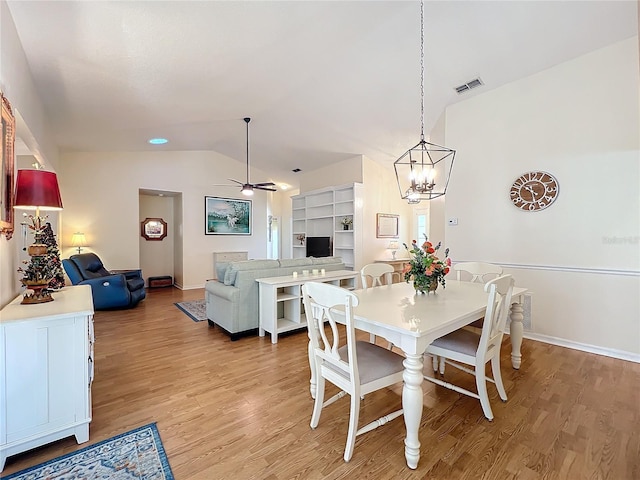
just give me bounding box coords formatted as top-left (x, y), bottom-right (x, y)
top-left (306, 236), bottom-right (331, 258)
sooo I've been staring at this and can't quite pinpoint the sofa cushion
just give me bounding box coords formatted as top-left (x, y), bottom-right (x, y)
top-left (311, 256), bottom-right (344, 265)
top-left (223, 259), bottom-right (280, 286)
top-left (216, 262), bottom-right (230, 282)
top-left (278, 258), bottom-right (314, 268)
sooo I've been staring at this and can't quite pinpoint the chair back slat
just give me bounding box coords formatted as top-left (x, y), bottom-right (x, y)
top-left (478, 275), bottom-right (515, 355)
top-left (303, 282), bottom-right (360, 381)
top-left (360, 263), bottom-right (394, 289)
top-left (455, 261), bottom-right (503, 284)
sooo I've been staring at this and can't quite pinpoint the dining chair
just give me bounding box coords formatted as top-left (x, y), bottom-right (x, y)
top-left (423, 274), bottom-right (515, 421)
top-left (360, 263), bottom-right (395, 346)
top-left (301, 281), bottom-right (405, 462)
top-left (429, 261), bottom-right (505, 374)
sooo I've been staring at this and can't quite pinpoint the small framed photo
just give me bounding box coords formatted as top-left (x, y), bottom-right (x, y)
top-left (376, 213), bottom-right (399, 238)
top-left (205, 196), bottom-right (252, 235)
top-left (141, 217), bottom-right (168, 241)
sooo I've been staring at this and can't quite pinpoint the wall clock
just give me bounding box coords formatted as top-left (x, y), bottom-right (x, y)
top-left (510, 171), bottom-right (559, 211)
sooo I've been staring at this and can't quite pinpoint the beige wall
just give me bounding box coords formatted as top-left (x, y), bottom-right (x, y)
top-left (445, 37), bottom-right (640, 359)
top-left (139, 194), bottom-right (175, 286)
top-left (59, 150), bottom-right (283, 289)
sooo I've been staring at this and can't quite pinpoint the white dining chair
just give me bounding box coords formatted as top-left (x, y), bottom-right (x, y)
top-left (360, 263), bottom-right (395, 347)
top-left (429, 262), bottom-right (505, 374)
top-left (423, 274), bottom-right (515, 421)
top-left (301, 281), bottom-right (405, 462)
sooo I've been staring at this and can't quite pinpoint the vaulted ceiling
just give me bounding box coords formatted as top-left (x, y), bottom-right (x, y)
top-left (7, 1), bottom-right (638, 189)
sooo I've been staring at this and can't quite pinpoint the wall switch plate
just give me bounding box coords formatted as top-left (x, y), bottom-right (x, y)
top-left (447, 217), bottom-right (458, 226)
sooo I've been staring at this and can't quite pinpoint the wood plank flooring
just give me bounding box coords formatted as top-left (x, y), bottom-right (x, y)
top-left (3, 286), bottom-right (639, 479)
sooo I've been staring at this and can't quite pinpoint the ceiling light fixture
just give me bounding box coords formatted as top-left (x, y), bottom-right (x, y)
top-left (394, 0), bottom-right (455, 204)
top-left (148, 138), bottom-right (168, 145)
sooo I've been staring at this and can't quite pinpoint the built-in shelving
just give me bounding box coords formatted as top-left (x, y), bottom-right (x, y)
top-left (290, 183), bottom-right (363, 270)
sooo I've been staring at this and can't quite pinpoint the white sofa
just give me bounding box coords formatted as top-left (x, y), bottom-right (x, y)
top-left (205, 257), bottom-right (345, 340)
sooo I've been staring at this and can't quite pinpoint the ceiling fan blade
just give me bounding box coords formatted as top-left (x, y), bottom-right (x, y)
top-left (252, 182), bottom-right (276, 187)
top-left (254, 185), bottom-right (277, 192)
top-left (227, 178), bottom-right (243, 185)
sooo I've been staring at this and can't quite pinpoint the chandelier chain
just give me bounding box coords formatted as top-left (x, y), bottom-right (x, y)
top-left (420, 0), bottom-right (425, 141)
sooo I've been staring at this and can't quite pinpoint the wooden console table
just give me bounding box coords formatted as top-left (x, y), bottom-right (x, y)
top-left (257, 270), bottom-right (358, 343)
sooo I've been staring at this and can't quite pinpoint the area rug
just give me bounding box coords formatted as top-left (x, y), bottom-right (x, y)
top-left (4, 423), bottom-right (173, 479)
top-left (174, 299), bottom-right (207, 322)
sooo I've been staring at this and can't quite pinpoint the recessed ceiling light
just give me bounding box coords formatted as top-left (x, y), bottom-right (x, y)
top-left (148, 138), bottom-right (168, 145)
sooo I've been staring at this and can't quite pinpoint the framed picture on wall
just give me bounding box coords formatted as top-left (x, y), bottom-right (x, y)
top-left (205, 196), bottom-right (252, 235)
top-left (141, 217), bottom-right (168, 241)
top-left (376, 213), bottom-right (399, 238)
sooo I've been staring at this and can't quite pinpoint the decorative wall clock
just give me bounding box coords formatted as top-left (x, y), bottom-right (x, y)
top-left (510, 171), bottom-right (559, 211)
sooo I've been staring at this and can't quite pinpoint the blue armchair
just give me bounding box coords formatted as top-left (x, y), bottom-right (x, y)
top-left (62, 253), bottom-right (146, 310)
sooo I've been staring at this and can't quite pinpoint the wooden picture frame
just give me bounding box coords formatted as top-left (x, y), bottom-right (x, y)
top-left (376, 213), bottom-right (399, 238)
top-left (141, 217), bottom-right (168, 241)
top-left (205, 196), bottom-right (251, 235)
top-left (1, 93), bottom-right (15, 240)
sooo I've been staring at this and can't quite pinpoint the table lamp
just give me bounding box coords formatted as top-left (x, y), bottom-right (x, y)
top-left (71, 232), bottom-right (87, 254)
top-left (387, 241), bottom-right (399, 260)
top-left (13, 169), bottom-right (63, 304)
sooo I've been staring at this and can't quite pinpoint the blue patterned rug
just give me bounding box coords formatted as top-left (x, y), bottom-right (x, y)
top-left (4, 423), bottom-right (174, 480)
top-left (175, 300), bottom-right (207, 322)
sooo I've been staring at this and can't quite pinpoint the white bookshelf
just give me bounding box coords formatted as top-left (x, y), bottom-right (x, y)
top-left (290, 183), bottom-right (363, 270)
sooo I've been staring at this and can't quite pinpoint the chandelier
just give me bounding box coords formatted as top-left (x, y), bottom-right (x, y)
top-left (394, 0), bottom-right (455, 204)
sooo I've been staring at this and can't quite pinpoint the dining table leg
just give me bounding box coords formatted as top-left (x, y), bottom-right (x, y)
top-left (509, 300), bottom-right (524, 369)
top-left (402, 353), bottom-right (423, 469)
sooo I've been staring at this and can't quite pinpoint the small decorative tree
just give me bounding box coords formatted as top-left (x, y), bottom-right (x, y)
top-left (17, 215), bottom-right (64, 302)
top-left (40, 222), bottom-right (65, 290)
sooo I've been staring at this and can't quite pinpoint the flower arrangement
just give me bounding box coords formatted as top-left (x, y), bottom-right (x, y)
top-left (341, 217), bottom-right (353, 227)
top-left (296, 233), bottom-right (306, 245)
top-left (402, 234), bottom-right (451, 293)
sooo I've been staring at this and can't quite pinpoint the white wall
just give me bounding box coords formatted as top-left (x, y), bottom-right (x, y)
top-left (0, 0), bottom-right (57, 307)
top-left (59, 150), bottom-right (283, 289)
top-left (445, 37), bottom-right (640, 359)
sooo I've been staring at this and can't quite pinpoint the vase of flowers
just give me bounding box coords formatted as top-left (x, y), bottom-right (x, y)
top-left (341, 217), bottom-right (353, 230)
top-left (402, 235), bottom-right (451, 294)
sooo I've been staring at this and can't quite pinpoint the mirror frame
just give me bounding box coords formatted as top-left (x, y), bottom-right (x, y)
top-left (1, 93), bottom-right (15, 240)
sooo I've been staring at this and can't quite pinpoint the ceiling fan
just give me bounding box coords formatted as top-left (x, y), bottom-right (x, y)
top-left (224, 117), bottom-right (276, 196)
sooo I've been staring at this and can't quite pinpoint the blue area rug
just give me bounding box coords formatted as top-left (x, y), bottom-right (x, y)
top-left (175, 300), bottom-right (207, 322)
top-left (4, 423), bottom-right (174, 480)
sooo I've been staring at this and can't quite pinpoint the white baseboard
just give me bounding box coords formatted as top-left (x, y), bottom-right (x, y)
top-left (519, 331), bottom-right (640, 363)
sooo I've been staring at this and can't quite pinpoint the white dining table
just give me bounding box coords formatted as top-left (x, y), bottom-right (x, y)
top-left (308, 279), bottom-right (528, 470)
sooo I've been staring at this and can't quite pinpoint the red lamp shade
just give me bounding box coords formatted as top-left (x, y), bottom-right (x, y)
top-left (13, 169), bottom-right (63, 210)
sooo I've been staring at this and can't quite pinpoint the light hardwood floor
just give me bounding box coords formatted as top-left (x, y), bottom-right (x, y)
top-left (3, 286), bottom-right (639, 479)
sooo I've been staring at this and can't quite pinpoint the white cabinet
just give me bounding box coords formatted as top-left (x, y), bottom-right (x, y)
top-left (0, 285), bottom-right (95, 472)
top-left (291, 183), bottom-right (363, 270)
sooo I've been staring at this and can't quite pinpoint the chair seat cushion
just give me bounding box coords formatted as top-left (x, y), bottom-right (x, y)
top-left (338, 341), bottom-right (405, 384)
top-left (431, 329), bottom-right (480, 357)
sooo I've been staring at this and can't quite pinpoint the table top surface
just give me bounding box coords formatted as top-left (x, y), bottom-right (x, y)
top-left (256, 269), bottom-right (358, 286)
top-left (0, 285), bottom-right (94, 322)
top-left (349, 280), bottom-right (527, 339)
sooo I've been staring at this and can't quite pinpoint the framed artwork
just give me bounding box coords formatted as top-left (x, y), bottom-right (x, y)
top-left (205, 196), bottom-right (251, 235)
top-left (376, 213), bottom-right (399, 238)
top-left (1, 93), bottom-right (15, 240)
top-left (140, 217), bottom-right (168, 241)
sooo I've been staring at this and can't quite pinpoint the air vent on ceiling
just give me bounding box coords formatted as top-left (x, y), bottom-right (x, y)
top-left (454, 77), bottom-right (484, 94)
top-left (292, 168), bottom-right (301, 173)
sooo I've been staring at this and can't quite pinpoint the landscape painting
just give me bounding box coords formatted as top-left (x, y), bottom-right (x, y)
top-left (205, 196), bottom-right (251, 235)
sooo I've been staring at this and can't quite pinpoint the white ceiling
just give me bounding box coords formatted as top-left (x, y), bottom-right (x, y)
top-left (7, 0), bottom-right (638, 189)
